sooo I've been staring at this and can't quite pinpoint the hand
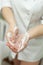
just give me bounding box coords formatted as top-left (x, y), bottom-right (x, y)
top-left (17, 32), bottom-right (30, 52)
top-left (6, 34), bottom-right (23, 53)
top-left (6, 24), bottom-right (19, 45)
top-left (6, 32), bottom-right (30, 53)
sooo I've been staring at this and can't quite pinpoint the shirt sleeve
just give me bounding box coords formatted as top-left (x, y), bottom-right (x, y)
top-left (1, 0), bottom-right (12, 10)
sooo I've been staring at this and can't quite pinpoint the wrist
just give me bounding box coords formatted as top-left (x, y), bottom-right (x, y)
top-left (9, 22), bottom-right (18, 28)
top-left (25, 32), bottom-right (30, 41)
top-left (27, 31), bottom-right (32, 40)
top-left (27, 31), bottom-right (31, 40)
top-left (21, 32), bottom-right (30, 44)
top-left (10, 23), bottom-right (16, 27)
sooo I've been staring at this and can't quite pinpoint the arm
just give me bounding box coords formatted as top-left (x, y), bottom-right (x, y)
top-left (1, 7), bottom-right (16, 27)
top-left (28, 24), bottom-right (43, 40)
top-left (1, 7), bottom-right (19, 44)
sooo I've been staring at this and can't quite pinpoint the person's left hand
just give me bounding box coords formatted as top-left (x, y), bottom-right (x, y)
top-left (6, 34), bottom-right (23, 53)
top-left (6, 33), bottom-right (29, 53)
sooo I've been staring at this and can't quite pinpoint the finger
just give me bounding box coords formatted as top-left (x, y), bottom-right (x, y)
top-left (11, 33), bottom-right (20, 44)
top-left (9, 30), bottom-right (19, 43)
top-left (6, 42), bottom-right (18, 53)
top-left (16, 34), bottom-right (23, 44)
top-left (18, 42), bottom-right (28, 52)
top-left (9, 46), bottom-right (17, 53)
top-left (14, 28), bottom-right (19, 36)
top-left (10, 37), bottom-right (16, 43)
top-left (6, 42), bottom-right (9, 46)
top-left (11, 28), bottom-right (19, 40)
top-left (6, 32), bottom-right (16, 44)
top-left (6, 42), bottom-right (19, 50)
top-left (13, 43), bottom-right (19, 49)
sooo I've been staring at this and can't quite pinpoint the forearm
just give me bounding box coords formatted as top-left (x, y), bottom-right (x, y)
top-left (1, 7), bottom-right (16, 26)
top-left (28, 24), bottom-right (43, 40)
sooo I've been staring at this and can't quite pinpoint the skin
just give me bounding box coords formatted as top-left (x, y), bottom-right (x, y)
top-left (1, 7), bottom-right (43, 65)
top-left (20, 61), bottom-right (40, 65)
top-left (1, 7), bottom-right (20, 65)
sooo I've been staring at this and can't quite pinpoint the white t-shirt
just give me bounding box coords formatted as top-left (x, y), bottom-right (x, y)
top-left (1, 0), bottom-right (43, 32)
top-left (1, 0), bottom-right (43, 61)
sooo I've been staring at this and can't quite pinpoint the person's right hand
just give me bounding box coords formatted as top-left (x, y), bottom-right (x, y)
top-left (6, 24), bottom-right (19, 45)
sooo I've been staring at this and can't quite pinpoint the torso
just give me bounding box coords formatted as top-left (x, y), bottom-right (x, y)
top-left (11, 0), bottom-right (43, 31)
